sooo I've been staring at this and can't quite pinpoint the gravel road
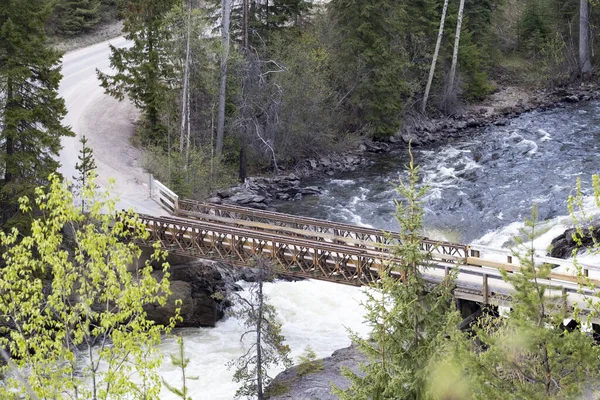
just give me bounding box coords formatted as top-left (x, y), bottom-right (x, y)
top-left (58, 37), bottom-right (164, 215)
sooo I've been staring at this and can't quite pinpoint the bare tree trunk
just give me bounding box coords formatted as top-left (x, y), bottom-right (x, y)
top-left (580, 0), bottom-right (592, 79)
top-left (422, 0), bottom-right (449, 113)
top-left (181, 1), bottom-right (192, 166)
top-left (216, 0), bottom-right (231, 159)
top-left (243, 0), bottom-right (249, 50)
top-left (447, 0), bottom-right (465, 97)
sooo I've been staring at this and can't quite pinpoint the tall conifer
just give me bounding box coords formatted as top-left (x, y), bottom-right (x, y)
top-left (55, 0), bottom-right (101, 36)
top-left (97, 0), bottom-right (178, 145)
top-left (0, 0), bottom-right (73, 230)
top-left (334, 147), bottom-right (461, 399)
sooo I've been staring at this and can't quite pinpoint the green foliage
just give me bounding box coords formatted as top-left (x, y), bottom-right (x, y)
top-left (267, 25), bottom-right (346, 164)
top-left (296, 346), bottom-right (323, 377)
top-left (334, 146), bottom-right (462, 399)
top-left (54, 0), bottom-right (102, 36)
top-left (162, 333), bottom-right (199, 400)
top-left (0, 174), bottom-right (177, 399)
top-left (465, 205), bottom-right (600, 399)
top-left (0, 0), bottom-right (74, 231)
top-left (144, 145), bottom-right (236, 199)
top-left (328, 0), bottom-right (409, 139)
top-left (72, 135), bottom-right (98, 211)
top-left (97, 0), bottom-right (179, 145)
top-left (227, 259), bottom-right (292, 399)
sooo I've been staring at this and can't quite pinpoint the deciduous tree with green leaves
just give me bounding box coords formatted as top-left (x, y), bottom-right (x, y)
top-left (334, 147), bottom-right (462, 399)
top-left (0, 174), bottom-right (177, 399)
top-left (0, 0), bottom-right (74, 231)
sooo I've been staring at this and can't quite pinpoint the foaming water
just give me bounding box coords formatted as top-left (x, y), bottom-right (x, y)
top-left (275, 100), bottom-right (600, 244)
top-left (157, 280), bottom-right (368, 400)
top-left (159, 101), bottom-right (600, 398)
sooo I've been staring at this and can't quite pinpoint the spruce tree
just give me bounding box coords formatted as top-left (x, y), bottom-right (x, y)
top-left (0, 0), bottom-right (74, 230)
top-left (228, 258), bottom-right (291, 400)
top-left (466, 206), bottom-right (600, 399)
top-left (328, 0), bottom-right (409, 139)
top-left (55, 0), bottom-right (101, 36)
top-left (72, 135), bottom-right (97, 211)
top-left (97, 0), bottom-right (178, 146)
top-left (334, 146), bottom-right (462, 399)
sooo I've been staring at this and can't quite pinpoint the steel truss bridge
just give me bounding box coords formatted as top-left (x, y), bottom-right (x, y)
top-left (142, 176), bottom-right (600, 314)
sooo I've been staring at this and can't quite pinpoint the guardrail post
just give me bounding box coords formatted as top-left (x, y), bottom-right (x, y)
top-left (148, 174), bottom-right (153, 195)
top-left (483, 273), bottom-right (488, 304)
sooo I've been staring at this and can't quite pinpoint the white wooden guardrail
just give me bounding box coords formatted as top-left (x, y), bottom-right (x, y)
top-left (148, 174), bottom-right (179, 213)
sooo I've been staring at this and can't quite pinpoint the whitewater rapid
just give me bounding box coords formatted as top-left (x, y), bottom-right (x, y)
top-left (154, 101), bottom-right (600, 399)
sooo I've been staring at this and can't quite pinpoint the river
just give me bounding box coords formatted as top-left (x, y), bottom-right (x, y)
top-left (157, 101), bottom-right (600, 399)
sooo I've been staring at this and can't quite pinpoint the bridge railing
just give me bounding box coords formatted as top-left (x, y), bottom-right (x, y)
top-left (134, 213), bottom-right (600, 313)
top-left (176, 199), bottom-right (469, 259)
top-left (149, 174), bottom-right (179, 213)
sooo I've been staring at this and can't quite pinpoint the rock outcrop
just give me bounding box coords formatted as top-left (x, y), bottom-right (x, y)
top-left (268, 345), bottom-right (365, 400)
top-left (211, 173), bottom-right (324, 209)
top-left (145, 259), bottom-right (263, 328)
top-left (549, 225), bottom-right (600, 259)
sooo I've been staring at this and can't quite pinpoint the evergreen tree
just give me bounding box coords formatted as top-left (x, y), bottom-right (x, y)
top-left (228, 258), bottom-right (291, 400)
top-left (334, 146), bottom-right (462, 399)
top-left (466, 206), bottom-right (600, 399)
top-left (0, 0), bottom-right (74, 231)
top-left (55, 0), bottom-right (101, 36)
top-left (163, 333), bottom-right (199, 400)
top-left (72, 135), bottom-right (97, 211)
top-left (327, 0), bottom-right (409, 139)
top-left (97, 0), bottom-right (179, 145)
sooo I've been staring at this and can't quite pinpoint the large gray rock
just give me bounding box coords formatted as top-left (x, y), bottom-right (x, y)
top-left (145, 260), bottom-right (251, 328)
top-left (268, 345), bottom-right (366, 400)
top-left (549, 225), bottom-right (600, 259)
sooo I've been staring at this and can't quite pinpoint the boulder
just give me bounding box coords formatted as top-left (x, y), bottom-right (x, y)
top-left (299, 186), bottom-right (322, 196)
top-left (144, 260), bottom-right (250, 328)
top-left (267, 345), bottom-right (366, 400)
top-left (549, 225), bottom-right (600, 259)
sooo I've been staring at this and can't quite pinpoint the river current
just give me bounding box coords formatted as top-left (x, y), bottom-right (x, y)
top-left (157, 101), bottom-right (600, 399)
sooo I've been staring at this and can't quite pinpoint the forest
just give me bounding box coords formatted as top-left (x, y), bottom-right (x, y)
top-left (2, 0), bottom-right (600, 399)
top-left (0, 0), bottom-right (598, 222)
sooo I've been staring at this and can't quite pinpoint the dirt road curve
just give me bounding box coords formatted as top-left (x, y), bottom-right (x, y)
top-left (58, 37), bottom-right (164, 215)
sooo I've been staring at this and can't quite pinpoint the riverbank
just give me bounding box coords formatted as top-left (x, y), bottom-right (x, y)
top-left (213, 82), bottom-right (600, 210)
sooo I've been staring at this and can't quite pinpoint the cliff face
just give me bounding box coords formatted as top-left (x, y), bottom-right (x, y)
top-left (267, 345), bottom-right (365, 400)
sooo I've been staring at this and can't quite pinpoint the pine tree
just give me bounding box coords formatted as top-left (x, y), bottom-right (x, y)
top-left (163, 333), bottom-right (199, 400)
top-left (72, 135), bottom-right (97, 211)
top-left (328, 0), bottom-right (409, 139)
top-left (55, 0), bottom-right (101, 36)
top-left (97, 0), bottom-right (179, 146)
top-left (228, 258), bottom-right (291, 400)
top-left (0, 0), bottom-right (74, 231)
top-left (466, 206), bottom-right (600, 399)
top-left (334, 146), bottom-right (462, 399)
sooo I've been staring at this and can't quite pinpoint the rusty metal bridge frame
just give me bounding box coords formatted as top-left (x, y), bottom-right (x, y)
top-left (144, 175), bottom-right (600, 312)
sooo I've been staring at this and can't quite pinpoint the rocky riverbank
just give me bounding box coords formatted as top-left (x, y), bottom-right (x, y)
top-left (211, 83), bottom-right (600, 210)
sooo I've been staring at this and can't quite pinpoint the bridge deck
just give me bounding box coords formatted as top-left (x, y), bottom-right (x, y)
top-left (143, 178), bottom-right (600, 315)
top-left (137, 206), bottom-right (600, 316)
